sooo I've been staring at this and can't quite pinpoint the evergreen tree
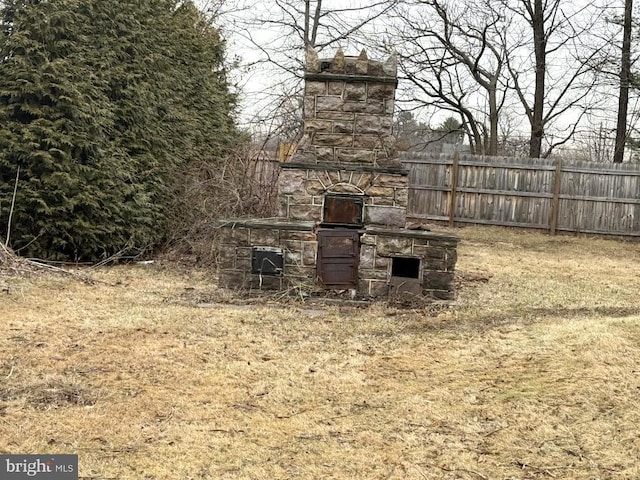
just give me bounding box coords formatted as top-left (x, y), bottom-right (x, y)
top-left (0, 0), bottom-right (236, 260)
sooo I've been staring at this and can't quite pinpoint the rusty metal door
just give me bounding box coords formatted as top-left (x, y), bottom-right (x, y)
top-left (323, 195), bottom-right (364, 227)
top-left (316, 229), bottom-right (360, 288)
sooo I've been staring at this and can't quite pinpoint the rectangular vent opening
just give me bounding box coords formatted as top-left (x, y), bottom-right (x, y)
top-left (391, 257), bottom-right (420, 279)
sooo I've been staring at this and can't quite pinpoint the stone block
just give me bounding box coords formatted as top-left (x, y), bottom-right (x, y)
top-left (370, 195), bottom-right (394, 206)
top-left (420, 256), bottom-right (446, 271)
top-left (369, 280), bottom-right (389, 297)
top-left (328, 81), bottom-right (345, 95)
top-left (345, 83), bottom-right (366, 101)
top-left (314, 146), bottom-right (335, 162)
top-left (374, 256), bottom-right (390, 269)
top-left (394, 188), bottom-right (408, 207)
top-left (217, 246), bottom-right (236, 269)
top-left (304, 96), bottom-right (315, 117)
top-left (277, 198), bottom-right (288, 217)
top-left (375, 155), bottom-right (402, 168)
top-left (356, 173), bottom-right (374, 189)
top-left (278, 170), bottom-right (306, 195)
top-left (250, 228), bottom-right (279, 245)
top-left (359, 268), bottom-right (388, 281)
top-left (305, 119), bottom-right (333, 133)
top-left (333, 121), bottom-right (354, 134)
top-left (355, 115), bottom-right (392, 135)
top-left (285, 265), bottom-right (316, 277)
top-left (287, 193), bottom-right (314, 205)
top-left (328, 183), bottom-right (362, 194)
top-left (428, 239), bottom-right (457, 248)
top-left (360, 245), bottom-right (375, 268)
top-left (364, 206), bottom-right (406, 227)
top-left (226, 227), bottom-right (249, 246)
top-left (367, 84), bottom-right (396, 100)
top-left (327, 170), bottom-right (341, 184)
top-left (423, 272), bottom-right (455, 291)
top-left (313, 133), bottom-right (353, 147)
top-left (317, 111), bottom-right (355, 121)
top-left (385, 99), bottom-right (395, 115)
top-left (343, 101), bottom-right (368, 113)
top-left (358, 279), bottom-right (371, 296)
top-left (360, 233), bottom-right (377, 245)
top-left (235, 247), bottom-right (251, 260)
top-left (418, 246), bottom-right (447, 259)
top-left (284, 249), bottom-right (303, 266)
top-left (306, 81), bottom-right (326, 95)
top-left (303, 242), bottom-right (317, 265)
top-left (356, 55), bottom-right (368, 75)
top-left (353, 135), bottom-right (382, 149)
top-left (316, 95), bottom-right (344, 111)
top-left (445, 249), bottom-right (458, 271)
top-left (235, 256), bottom-right (251, 270)
top-left (373, 174), bottom-right (409, 188)
top-left (280, 231), bottom-right (316, 241)
top-left (288, 204), bottom-right (322, 222)
top-left (365, 185), bottom-right (395, 198)
top-left (335, 149), bottom-right (375, 164)
top-left (426, 289), bottom-right (456, 301)
top-left (280, 239), bottom-right (302, 252)
top-left (364, 100), bottom-right (385, 114)
top-left (306, 180), bottom-right (325, 195)
top-left (376, 236), bottom-right (413, 256)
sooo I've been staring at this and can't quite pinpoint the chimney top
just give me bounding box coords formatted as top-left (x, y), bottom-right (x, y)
top-left (305, 47), bottom-right (397, 82)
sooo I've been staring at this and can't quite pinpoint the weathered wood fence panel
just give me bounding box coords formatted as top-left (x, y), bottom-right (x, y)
top-left (402, 153), bottom-right (640, 237)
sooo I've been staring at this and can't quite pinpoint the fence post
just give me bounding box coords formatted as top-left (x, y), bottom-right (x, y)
top-left (448, 151), bottom-right (460, 228)
top-left (549, 159), bottom-right (562, 235)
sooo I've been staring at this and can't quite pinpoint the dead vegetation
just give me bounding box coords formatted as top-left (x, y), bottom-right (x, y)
top-left (1, 226), bottom-right (640, 478)
top-left (165, 143), bottom-right (280, 263)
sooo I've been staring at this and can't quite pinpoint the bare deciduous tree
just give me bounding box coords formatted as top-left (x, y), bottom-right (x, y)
top-left (614, 0), bottom-right (634, 163)
top-left (223, 0), bottom-right (397, 138)
top-left (390, 0), bottom-right (511, 155)
top-left (500, 0), bottom-right (610, 158)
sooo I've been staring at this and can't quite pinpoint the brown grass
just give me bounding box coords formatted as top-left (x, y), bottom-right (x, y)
top-left (1, 226), bottom-right (640, 479)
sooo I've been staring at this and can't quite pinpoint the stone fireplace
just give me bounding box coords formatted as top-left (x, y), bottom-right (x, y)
top-left (217, 48), bottom-right (459, 300)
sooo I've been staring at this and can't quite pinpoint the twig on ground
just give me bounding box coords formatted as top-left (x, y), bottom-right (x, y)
top-left (5, 166), bottom-right (20, 248)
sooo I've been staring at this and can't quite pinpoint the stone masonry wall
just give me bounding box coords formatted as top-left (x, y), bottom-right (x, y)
top-left (359, 229), bottom-right (458, 300)
top-left (278, 167), bottom-right (408, 227)
top-left (216, 221), bottom-right (458, 299)
top-left (294, 49), bottom-right (399, 168)
top-left (217, 221), bottom-right (318, 291)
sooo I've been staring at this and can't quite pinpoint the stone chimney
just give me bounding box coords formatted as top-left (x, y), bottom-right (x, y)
top-left (295, 47), bottom-right (399, 168)
top-left (278, 48), bottom-right (408, 228)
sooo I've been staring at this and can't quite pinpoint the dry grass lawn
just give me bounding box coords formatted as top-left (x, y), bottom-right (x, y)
top-left (1, 226), bottom-right (640, 479)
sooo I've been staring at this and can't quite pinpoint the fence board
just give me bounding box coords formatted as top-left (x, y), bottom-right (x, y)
top-left (402, 152), bottom-right (640, 237)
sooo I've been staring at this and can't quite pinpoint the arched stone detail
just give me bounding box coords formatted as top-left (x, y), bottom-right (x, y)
top-left (325, 182), bottom-right (366, 195)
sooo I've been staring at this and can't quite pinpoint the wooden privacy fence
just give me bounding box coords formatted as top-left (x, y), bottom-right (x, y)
top-left (401, 152), bottom-right (640, 237)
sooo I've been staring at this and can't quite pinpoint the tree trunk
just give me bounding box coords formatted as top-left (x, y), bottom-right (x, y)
top-left (488, 84), bottom-right (499, 155)
top-left (614, 0), bottom-right (633, 163)
top-left (529, 0), bottom-right (545, 159)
